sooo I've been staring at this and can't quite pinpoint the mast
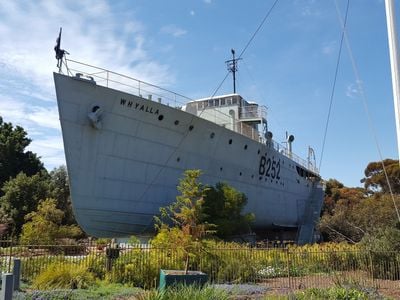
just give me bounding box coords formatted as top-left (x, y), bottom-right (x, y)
top-left (385, 0), bottom-right (400, 164)
top-left (225, 49), bottom-right (242, 94)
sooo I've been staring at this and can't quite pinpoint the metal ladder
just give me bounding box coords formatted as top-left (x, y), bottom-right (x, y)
top-left (297, 182), bottom-right (324, 245)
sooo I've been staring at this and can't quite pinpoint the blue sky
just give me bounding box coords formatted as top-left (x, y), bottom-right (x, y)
top-left (0, 0), bottom-right (398, 187)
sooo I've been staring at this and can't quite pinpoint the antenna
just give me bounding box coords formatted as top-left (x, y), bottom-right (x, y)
top-left (225, 49), bottom-right (242, 94)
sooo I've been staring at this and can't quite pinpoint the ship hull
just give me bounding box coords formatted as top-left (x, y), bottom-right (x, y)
top-left (54, 72), bottom-right (323, 238)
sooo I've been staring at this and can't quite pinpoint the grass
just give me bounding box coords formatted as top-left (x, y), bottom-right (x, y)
top-left (14, 283), bottom-right (141, 300)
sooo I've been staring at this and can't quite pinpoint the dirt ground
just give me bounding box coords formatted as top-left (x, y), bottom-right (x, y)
top-left (212, 273), bottom-right (399, 299)
top-left (257, 275), bottom-right (400, 299)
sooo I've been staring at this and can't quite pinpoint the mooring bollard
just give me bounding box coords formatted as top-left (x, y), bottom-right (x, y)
top-left (12, 258), bottom-right (21, 291)
top-left (1, 273), bottom-right (14, 300)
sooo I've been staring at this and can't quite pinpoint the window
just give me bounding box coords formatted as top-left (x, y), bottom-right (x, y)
top-left (232, 98), bottom-right (237, 105)
top-left (197, 102), bottom-right (203, 110)
top-left (208, 99), bottom-right (214, 107)
top-left (215, 99), bottom-right (220, 106)
top-left (221, 98), bottom-right (226, 105)
top-left (227, 98), bottom-right (232, 105)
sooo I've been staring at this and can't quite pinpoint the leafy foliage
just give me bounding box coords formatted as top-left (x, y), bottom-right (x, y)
top-left (136, 284), bottom-right (230, 300)
top-left (361, 158), bottom-right (400, 194)
top-left (320, 192), bottom-right (400, 243)
top-left (20, 198), bottom-right (83, 245)
top-left (0, 116), bottom-right (44, 190)
top-left (203, 182), bottom-right (254, 238)
top-left (153, 170), bottom-right (214, 272)
top-left (32, 262), bottom-right (95, 290)
top-left (359, 227), bottom-right (400, 280)
top-left (48, 165), bottom-right (75, 225)
top-left (0, 172), bottom-right (51, 235)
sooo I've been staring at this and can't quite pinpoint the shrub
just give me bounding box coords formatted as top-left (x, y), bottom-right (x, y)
top-left (295, 286), bottom-right (372, 300)
top-left (32, 262), bottom-right (95, 290)
top-left (360, 227), bottom-right (400, 279)
top-left (136, 284), bottom-right (230, 300)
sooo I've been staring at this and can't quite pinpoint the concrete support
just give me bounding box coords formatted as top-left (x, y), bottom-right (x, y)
top-left (12, 258), bottom-right (21, 291)
top-left (1, 273), bottom-right (14, 300)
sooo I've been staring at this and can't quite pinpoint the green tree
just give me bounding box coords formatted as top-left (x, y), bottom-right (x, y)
top-left (0, 172), bottom-right (50, 235)
top-left (319, 188), bottom-right (400, 243)
top-left (20, 198), bottom-right (82, 245)
top-left (0, 116), bottom-right (44, 190)
top-left (361, 159), bottom-right (400, 194)
top-left (152, 170), bottom-right (214, 273)
top-left (49, 165), bottom-right (75, 225)
top-left (319, 184), bottom-right (366, 243)
top-left (203, 182), bottom-right (254, 238)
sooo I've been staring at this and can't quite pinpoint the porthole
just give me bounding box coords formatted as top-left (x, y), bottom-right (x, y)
top-left (189, 125), bottom-right (194, 131)
top-left (220, 167), bottom-right (223, 171)
top-left (210, 132), bottom-right (215, 139)
top-left (259, 176), bottom-right (262, 180)
top-left (251, 175), bottom-right (254, 179)
top-left (239, 172), bottom-right (242, 176)
top-left (176, 157), bottom-right (180, 162)
top-left (228, 139), bottom-right (233, 144)
top-left (257, 149), bottom-right (260, 154)
top-left (244, 145), bottom-right (248, 150)
top-left (158, 115), bottom-right (164, 121)
top-left (174, 120), bottom-right (179, 125)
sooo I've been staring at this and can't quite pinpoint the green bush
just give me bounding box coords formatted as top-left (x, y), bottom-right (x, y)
top-left (21, 256), bottom-right (69, 283)
top-left (294, 286), bottom-right (375, 300)
top-left (32, 262), bottom-right (95, 290)
top-left (136, 284), bottom-right (230, 300)
top-left (360, 227), bottom-right (400, 279)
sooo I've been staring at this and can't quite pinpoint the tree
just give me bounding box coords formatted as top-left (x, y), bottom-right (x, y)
top-left (0, 172), bottom-right (50, 235)
top-left (319, 183), bottom-right (366, 243)
top-left (203, 182), bottom-right (254, 238)
top-left (319, 187), bottom-right (400, 243)
top-left (361, 159), bottom-right (400, 194)
top-left (0, 116), bottom-right (44, 190)
top-left (321, 179), bottom-right (345, 215)
top-left (20, 198), bottom-right (82, 245)
top-left (152, 170), bottom-right (214, 273)
top-left (49, 166), bottom-right (75, 225)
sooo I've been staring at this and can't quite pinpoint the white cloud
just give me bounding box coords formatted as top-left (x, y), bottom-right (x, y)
top-left (322, 41), bottom-right (337, 55)
top-left (28, 135), bottom-right (66, 169)
top-left (346, 80), bottom-right (363, 99)
top-left (0, 94), bottom-right (60, 131)
top-left (204, 0), bottom-right (212, 4)
top-left (160, 24), bottom-right (187, 37)
top-left (190, 10), bottom-right (195, 16)
top-left (0, 0), bottom-right (175, 170)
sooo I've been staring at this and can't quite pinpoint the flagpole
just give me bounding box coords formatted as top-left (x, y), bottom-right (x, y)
top-left (385, 0), bottom-right (400, 165)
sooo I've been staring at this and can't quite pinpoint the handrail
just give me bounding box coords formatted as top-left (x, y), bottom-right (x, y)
top-left (65, 58), bottom-right (192, 107)
top-left (61, 59), bottom-right (319, 174)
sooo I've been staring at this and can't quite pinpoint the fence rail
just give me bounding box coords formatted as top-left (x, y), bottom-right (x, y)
top-left (0, 241), bottom-right (399, 291)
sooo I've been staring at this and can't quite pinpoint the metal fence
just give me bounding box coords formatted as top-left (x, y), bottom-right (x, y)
top-left (0, 241), bottom-right (399, 291)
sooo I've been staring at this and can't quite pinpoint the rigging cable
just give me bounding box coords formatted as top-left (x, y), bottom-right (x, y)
top-left (334, 0), bottom-right (400, 223)
top-left (319, 0), bottom-right (350, 172)
top-left (204, 0), bottom-right (280, 104)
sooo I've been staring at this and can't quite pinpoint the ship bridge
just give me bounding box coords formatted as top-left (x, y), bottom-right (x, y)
top-left (185, 94), bottom-right (268, 143)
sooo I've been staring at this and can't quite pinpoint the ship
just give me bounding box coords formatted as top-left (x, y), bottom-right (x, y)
top-left (53, 39), bottom-right (324, 244)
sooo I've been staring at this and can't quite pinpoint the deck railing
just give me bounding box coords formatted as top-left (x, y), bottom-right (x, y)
top-left (61, 59), bottom-right (318, 174)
